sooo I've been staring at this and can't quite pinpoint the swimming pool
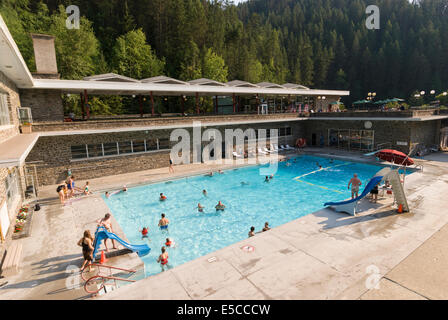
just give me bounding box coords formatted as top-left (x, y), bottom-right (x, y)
top-left (103, 155), bottom-right (387, 277)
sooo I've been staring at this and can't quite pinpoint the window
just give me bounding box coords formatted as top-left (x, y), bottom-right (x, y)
top-left (103, 143), bottom-right (118, 156)
top-left (118, 141), bottom-right (132, 154)
top-left (0, 94), bottom-right (10, 126)
top-left (158, 138), bottom-right (170, 150)
top-left (132, 140), bottom-right (146, 153)
top-left (5, 169), bottom-right (19, 212)
top-left (146, 139), bottom-right (158, 151)
top-left (87, 144), bottom-right (103, 158)
top-left (71, 138), bottom-right (170, 160)
top-left (286, 127), bottom-right (292, 136)
top-left (71, 145), bottom-right (88, 159)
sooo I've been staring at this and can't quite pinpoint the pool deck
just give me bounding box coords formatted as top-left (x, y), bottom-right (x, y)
top-left (1, 149), bottom-right (448, 299)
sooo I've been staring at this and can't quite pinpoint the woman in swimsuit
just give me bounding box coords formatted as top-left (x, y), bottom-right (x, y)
top-left (197, 203), bottom-right (204, 212)
top-left (78, 230), bottom-right (95, 272)
top-left (157, 247), bottom-right (169, 271)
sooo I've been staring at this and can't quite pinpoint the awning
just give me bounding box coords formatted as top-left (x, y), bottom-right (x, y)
top-left (0, 133), bottom-right (39, 168)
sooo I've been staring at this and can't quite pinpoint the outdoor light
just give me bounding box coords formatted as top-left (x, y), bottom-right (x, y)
top-left (443, 92), bottom-right (448, 96)
top-left (322, 96), bottom-right (326, 100)
top-left (430, 90), bottom-right (436, 95)
top-left (368, 92), bottom-right (372, 96)
top-left (414, 94), bottom-right (420, 98)
top-left (420, 91), bottom-right (425, 95)
top-left (373, 92), bottom-right (377, 97)
top-left (317, 96), bottom-right (321, 99)
top-left (132, 95), bottom-right (136, 98)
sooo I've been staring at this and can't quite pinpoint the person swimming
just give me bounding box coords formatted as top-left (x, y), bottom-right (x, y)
top-left (215, 201), bottom-right (226, 211)
top-left (269, 175), bottom-right (274, 180)
top-left (206, 171), bottom-right (213, 177)
top-left (248, 226), bottom-right (255, 237)
top-left (158, 213), bottom-right (169, 230)
top-left (202, 189), bottom-right (207, 196)
top-left (197, 203), bottom-right (204, 212)
top-left (241, 181), bottom-right (249, 186)
top-left (264, 176), bottom-right (270, 182)
top-left (140, 227), bottom-right (149, 239)
top-left (159, 193), bottom-right (167, 201)
top-left (262, 222), bottom-right (271, 232)
top-left (165, 238), bottom-right (175, 248)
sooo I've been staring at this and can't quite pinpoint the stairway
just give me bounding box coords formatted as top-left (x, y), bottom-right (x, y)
top-left (387, 170), bottom-right (409, 212)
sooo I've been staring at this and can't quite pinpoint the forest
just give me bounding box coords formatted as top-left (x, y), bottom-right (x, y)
top-left (1, 0), bottom-right (447, 114)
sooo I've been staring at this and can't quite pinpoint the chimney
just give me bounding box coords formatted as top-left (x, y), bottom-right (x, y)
top-left (30, 33), bottom-right (60, 79)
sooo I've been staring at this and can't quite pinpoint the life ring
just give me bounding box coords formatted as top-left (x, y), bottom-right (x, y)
top-left (296, 138), bottom-right (306, 148)
top-left (241, 245), bottom-right (255, 252)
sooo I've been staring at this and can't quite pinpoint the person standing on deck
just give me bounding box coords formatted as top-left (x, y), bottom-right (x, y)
top-left (348, 174), bottom-right (362, 199)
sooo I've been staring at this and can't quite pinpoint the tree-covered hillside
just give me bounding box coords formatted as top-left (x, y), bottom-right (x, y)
top-left (1, 0), bottom-right (447, 110)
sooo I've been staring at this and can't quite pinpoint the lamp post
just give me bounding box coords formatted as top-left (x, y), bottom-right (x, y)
top-left (366, 92), bottom-right (376, 110)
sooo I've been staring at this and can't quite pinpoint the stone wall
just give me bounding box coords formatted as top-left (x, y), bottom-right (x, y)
top-left (26, 121), bottom-right (303, 185)
top-left (0, 71), bottom-right (20, 143)
top-left (19, 89), bottom-right (64, 122)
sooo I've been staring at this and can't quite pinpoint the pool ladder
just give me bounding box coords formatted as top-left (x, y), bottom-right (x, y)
top-left (82, 263), bottom-right (143, 296)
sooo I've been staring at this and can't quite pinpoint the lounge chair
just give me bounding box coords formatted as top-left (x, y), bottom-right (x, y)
top-left (273, 144), bottom-right (280, 152)
top-left (258, 148), bottom-right (268, 155)
top-left (263, 147), bottom-right (273, 153)
top-left (232, 151), bottom-right (243, 158)
top-left (270, 144), bottom-right (278, 153)
top-left (280, 145), bottom-right (287, 151)
top-left (285, 144), bottom-right (295, 150)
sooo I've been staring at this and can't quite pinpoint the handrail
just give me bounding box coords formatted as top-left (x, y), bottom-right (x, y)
top-left (84, 275), bottom-right (136, 295)
top-left (81, 263), bottom-right (137, 282)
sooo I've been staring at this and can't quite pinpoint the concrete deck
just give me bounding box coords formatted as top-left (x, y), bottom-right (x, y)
top-left (1, 149), bottom-right (448, 300)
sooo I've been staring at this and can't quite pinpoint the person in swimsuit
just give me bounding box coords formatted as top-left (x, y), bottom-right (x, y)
top-left (202, 189), bottom-right (207, 196)
top-left (158, 213), bottom-right (170, 230)
top-left (57, 184), bottom-right (66, 205)
top-left (78, 230), bottom-right (95, 272)
top-left (83, 181), bottom-right (91, 195)
top-left (160, 193), bottom-right (167, 201)
top-left (206, 171), bottom-right (213, 177)
top-left (66, 176), bottom-right (74, 198)
top-left (262, 222), bottom-right (271, 232)
top-left (165, 238), bottom-right (175, 248)
top-left (348, 174), bottom-right (362, 199)
top-left (215, 201), bottom-right (226, 211)
top-left (197, 203), bottom-right (204, 212)
top-left (157, 246), bottom-right (169, 271)
top-left (264, 176), bottom-right (270, 182)
top-left (169, 158), bottom-right (174, 174)
top-left (96, 213), bottom-right (118, 251)
top-left (370, 183), bottom-right (379, 203)
top-left (248, 226), bottom-right (255, 237)
top-left (140, 227), bottom-right (149, 239)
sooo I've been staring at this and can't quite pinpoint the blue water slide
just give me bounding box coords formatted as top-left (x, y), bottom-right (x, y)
top-left (92, 226), bottom-right (151, 260)
top-left (324, 175), bottom-right (383, 207)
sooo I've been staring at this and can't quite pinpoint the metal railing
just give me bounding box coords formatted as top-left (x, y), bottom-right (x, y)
top-left (82, 263), bottom-right (138, 295)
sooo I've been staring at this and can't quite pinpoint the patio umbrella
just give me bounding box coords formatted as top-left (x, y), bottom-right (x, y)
top-left (353, 100), bottom-right (370, 105)
top-left (389, 98), bottom-right (405, 102)
top-left (375, 149), bottom-right (414, 166)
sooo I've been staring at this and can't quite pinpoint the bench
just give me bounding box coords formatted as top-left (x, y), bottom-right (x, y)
top-left (1, 243), bottom-right (23, 277)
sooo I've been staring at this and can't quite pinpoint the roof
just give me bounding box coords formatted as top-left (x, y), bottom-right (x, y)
top-left (28, 78), bottom-right (350, 97)
top-left (188, 78), bottom-right (226, 86)
top-left (282, 83), bottom-right (310, 90)
top-left (0, 15), bottom-right (34, 87)
top-left (83, 73), bottom-right (139, 82)
top-left (141, 76), bottom-right (188, 85)
top-left (0, 133), bottom-right (39, 168)
top-left (257, 82), bottom-right (285, 89)
top-left (226, 80), bottom-right (259, 88)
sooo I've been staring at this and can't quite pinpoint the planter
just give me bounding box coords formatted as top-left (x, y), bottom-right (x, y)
top-left (21, 124), bottom-right (32, 134)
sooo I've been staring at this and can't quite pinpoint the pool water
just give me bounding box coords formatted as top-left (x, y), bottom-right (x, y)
top-left (103, 155), bottom-right (387, 277)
